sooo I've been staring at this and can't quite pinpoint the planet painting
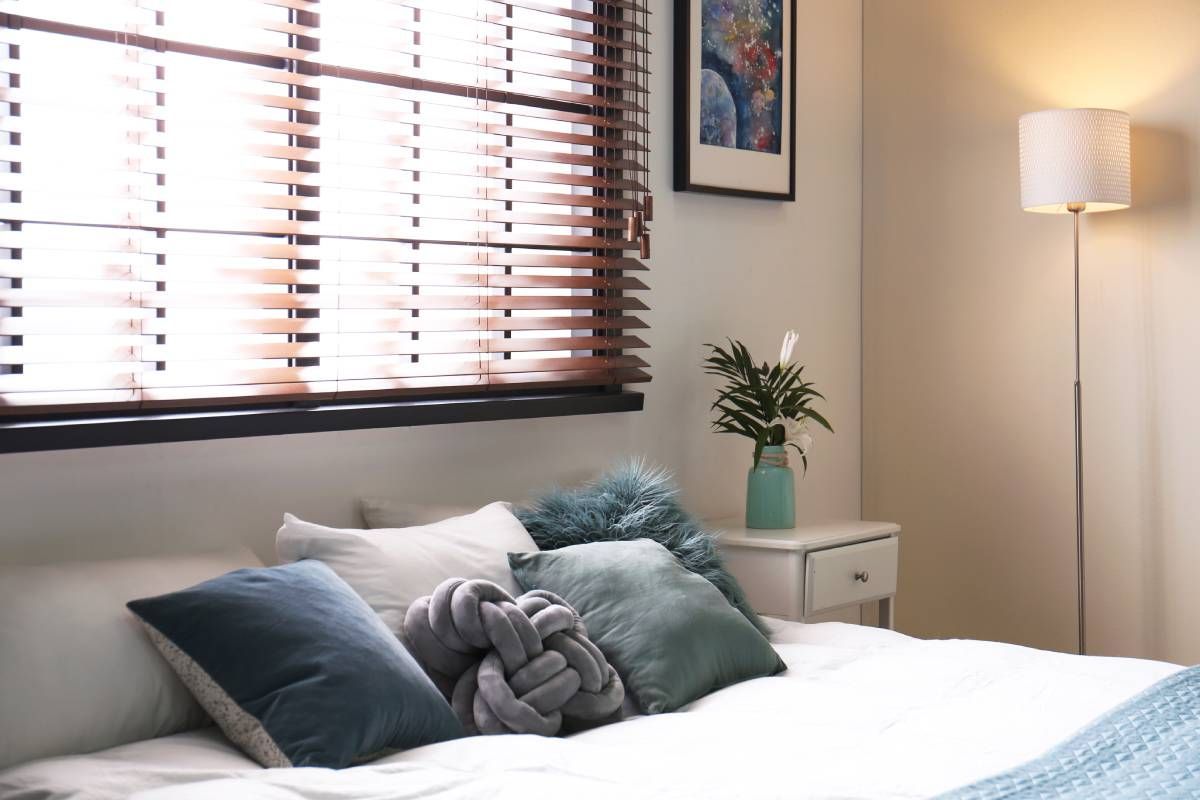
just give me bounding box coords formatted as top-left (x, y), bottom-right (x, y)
top-left (699, 69), bottom-right (737, 147)
top-left (698, 0), bottom-right (784, 154)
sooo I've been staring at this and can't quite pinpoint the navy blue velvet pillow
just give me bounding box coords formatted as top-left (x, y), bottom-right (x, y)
top-left (127, 560), bottom-right (462, 769)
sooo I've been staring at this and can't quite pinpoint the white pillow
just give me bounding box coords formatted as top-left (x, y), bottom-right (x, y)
top-left (358, 497), bottom-right (474, 529)
top-left (276, 502), bottom-right (537, 635)
top-left (0, 549), bottom-right (262, 771)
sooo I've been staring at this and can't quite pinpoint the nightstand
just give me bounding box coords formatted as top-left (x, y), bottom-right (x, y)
top-left (713, 520), bottom-right (901, 628)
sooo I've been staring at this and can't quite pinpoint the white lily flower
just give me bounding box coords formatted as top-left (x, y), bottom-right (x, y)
top-left (778, 330), bottom-right (799, 367)
top-left (770, 415), bottom-right (813, 455)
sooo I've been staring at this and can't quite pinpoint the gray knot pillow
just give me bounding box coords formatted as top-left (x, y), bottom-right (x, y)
top-left (404, 577), bottom-right (625, 736)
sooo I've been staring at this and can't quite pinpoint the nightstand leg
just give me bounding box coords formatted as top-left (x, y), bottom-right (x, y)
top-left (878, 597), bottom-right (895, 630)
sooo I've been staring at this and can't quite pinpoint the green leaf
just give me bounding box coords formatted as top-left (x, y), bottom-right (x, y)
top-left (802, 406), bottom-right (834, 432)
top-left (752, 426), bottom-right (769, 469)
top-left (736, 342), bottom-right (775, 418)
top-left (714, 422), bottom-right (755, 438)
top-left (714, 403), bottom-right (764, 437)
top-left (772, 362), bottom-right (805, 394)
top-left (716, 389), bottom-right (768, 424)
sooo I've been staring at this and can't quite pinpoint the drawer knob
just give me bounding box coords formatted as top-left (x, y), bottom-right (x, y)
top-left (854, 570), bottom-right (870, 583)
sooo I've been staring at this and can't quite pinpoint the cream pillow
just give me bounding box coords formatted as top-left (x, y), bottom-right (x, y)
top-left (358, 497), bottom-right (474, 529)
top-left (275, 502), bottom-right (537, 635)
top-left (0, 548), bottom-right (262, 771)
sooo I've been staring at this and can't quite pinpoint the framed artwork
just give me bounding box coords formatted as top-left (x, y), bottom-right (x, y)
top-left (673, 0), bottom-right (796, 200)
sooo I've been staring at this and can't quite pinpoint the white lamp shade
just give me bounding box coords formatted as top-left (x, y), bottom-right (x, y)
top-left (1019, 108), bottom-right (1131, 214)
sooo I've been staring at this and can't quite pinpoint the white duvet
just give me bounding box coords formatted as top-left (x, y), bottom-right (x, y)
top-left (0, 620), bottom-right (1181, 800)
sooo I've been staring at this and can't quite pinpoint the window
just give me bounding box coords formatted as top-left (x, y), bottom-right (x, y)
top-left (0, 0), bottom-right (651, 448)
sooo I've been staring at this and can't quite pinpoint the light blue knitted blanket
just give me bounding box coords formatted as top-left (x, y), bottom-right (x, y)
top-left (940, 666), bottom-right (1200, 799)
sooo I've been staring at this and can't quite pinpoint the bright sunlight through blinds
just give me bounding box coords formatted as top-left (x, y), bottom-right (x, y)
top-left (0, 0), bottom-right (651, 414)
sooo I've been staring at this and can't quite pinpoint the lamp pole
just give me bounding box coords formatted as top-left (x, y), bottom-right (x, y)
top-left (1069, 202), bottom-right (1086, 656)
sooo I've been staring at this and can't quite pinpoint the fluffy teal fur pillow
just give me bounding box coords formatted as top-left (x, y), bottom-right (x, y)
top-left (514, 461), bottom-right (768, 635)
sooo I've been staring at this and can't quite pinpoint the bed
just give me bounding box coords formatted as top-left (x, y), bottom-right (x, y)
top-left (0, 619), bottom-right (1181, 800)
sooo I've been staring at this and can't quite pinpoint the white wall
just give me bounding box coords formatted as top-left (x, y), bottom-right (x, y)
top-left (863, 0), bottom-right (1200, 663)
top-left (0, 1), bottom-right (864, 566)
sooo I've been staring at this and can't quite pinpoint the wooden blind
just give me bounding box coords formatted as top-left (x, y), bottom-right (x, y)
top-left (0, 0), bottom-right (651, 415)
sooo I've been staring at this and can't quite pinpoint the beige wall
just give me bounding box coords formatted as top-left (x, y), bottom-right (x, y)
top-left (863, 0), bottom-right (1200, 662)
top-left (0, 2), bottom-right (864, 566)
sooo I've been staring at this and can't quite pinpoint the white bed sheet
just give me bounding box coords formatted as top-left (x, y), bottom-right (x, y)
top-left (0, 620), bottom-right (1181, 800)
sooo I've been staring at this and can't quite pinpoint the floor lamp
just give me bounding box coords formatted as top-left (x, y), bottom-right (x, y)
top-left (1018, 108), bottom-right (1131, 655)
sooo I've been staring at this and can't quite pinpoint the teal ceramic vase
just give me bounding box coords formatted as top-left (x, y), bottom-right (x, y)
top-left (745, 445), bottom-right (795, 529)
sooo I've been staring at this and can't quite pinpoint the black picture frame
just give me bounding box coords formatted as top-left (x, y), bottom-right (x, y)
top-left (673, 0), bottom-right (797, 201)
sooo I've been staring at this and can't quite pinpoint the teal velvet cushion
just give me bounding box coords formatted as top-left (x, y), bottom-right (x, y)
top-left (127, 560), bottom-right (462, 769)
top-left (509, 539), bottom-right (785, 714)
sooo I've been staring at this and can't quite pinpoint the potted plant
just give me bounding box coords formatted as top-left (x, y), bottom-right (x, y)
top-left (703, 332), bottom-right (833, 529)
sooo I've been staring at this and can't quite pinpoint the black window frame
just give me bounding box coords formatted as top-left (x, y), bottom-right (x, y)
top-left (0, 389), bottom-right (644, 453)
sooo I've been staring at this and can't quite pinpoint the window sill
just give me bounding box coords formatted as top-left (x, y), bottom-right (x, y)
top-left (0, 391), bottom-right (645, 454)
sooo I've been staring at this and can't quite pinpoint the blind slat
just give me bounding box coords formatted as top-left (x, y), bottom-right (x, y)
top-left (0, 234), bottom-right (649, 270)
top-left (0, 314), bottom-right (649, 336)
top-left (0, 354), bottom-right (649, 393)
top-left (1, 336), bottom-right (649, 366)
top-left (0, 288), bottom-right (650, 312)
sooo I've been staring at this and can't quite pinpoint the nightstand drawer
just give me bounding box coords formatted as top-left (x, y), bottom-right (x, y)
top-left (805, 537), bottom-right (898, 615)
